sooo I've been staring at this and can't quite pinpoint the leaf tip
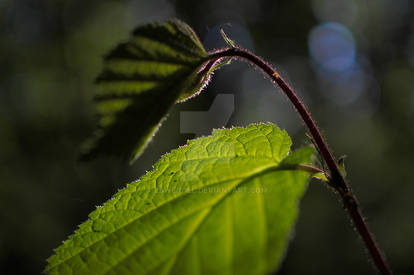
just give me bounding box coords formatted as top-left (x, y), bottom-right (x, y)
top-left (220, 24), bottom-right (238, 48)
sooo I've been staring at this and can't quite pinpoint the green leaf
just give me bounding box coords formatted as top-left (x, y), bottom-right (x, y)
top-left (220, 27), bottom-right (237, 48)
top-left (47, 123), bottom-right (314, 275)
top-left (80, 19), bottom-right (223, 163)
top-left (313, 172), bottom-right (329, 182)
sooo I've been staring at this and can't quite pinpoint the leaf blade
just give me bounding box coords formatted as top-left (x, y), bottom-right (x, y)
top-left (80, 19), bottom-right (217, 163)
top-left (48, 123), bottom-right (314, 275)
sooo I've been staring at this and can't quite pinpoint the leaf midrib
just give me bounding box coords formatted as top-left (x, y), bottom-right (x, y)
top-left (104, 163), bottom-right (287, 275)
top-left (47, 155), bottom-right (288, 272)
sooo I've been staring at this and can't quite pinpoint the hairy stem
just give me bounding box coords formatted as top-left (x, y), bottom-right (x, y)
top-left (208, 47), bottom-right (392, 275)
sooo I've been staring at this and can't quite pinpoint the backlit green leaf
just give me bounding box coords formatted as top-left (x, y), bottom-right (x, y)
top-left (47, 123), bottom-right (314, 275)
top-left (80, 19), bottom-right (223, 163)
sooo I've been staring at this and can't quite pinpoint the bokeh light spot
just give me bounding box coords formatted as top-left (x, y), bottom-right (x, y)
top-left (308, 22), bottom-right (356, 72)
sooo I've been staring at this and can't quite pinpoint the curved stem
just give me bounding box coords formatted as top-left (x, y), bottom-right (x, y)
top-left (208, 47), bottom-right (392, 275)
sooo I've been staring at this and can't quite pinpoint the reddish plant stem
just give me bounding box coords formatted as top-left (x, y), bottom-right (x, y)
top-left (209, 47), bottom-right (392, 275)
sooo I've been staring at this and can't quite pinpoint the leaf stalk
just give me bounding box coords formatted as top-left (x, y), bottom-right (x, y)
top-left (208, 47), bottom-right (392, 275)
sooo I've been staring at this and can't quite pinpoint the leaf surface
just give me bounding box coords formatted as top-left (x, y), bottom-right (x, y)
top-left (80, 19), bottom-right (220, 163)
top-left (47, 123), bottom-right (314, 275)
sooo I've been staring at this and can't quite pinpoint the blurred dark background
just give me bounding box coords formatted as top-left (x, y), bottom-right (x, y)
top-left (1, 0), bottom-right (414, 274)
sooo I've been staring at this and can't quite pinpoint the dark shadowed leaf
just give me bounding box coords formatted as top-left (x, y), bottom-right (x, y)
top-left (80, 19), bottom-right (224, 163)
top-left (47, 123), bottom-right (315, 275)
